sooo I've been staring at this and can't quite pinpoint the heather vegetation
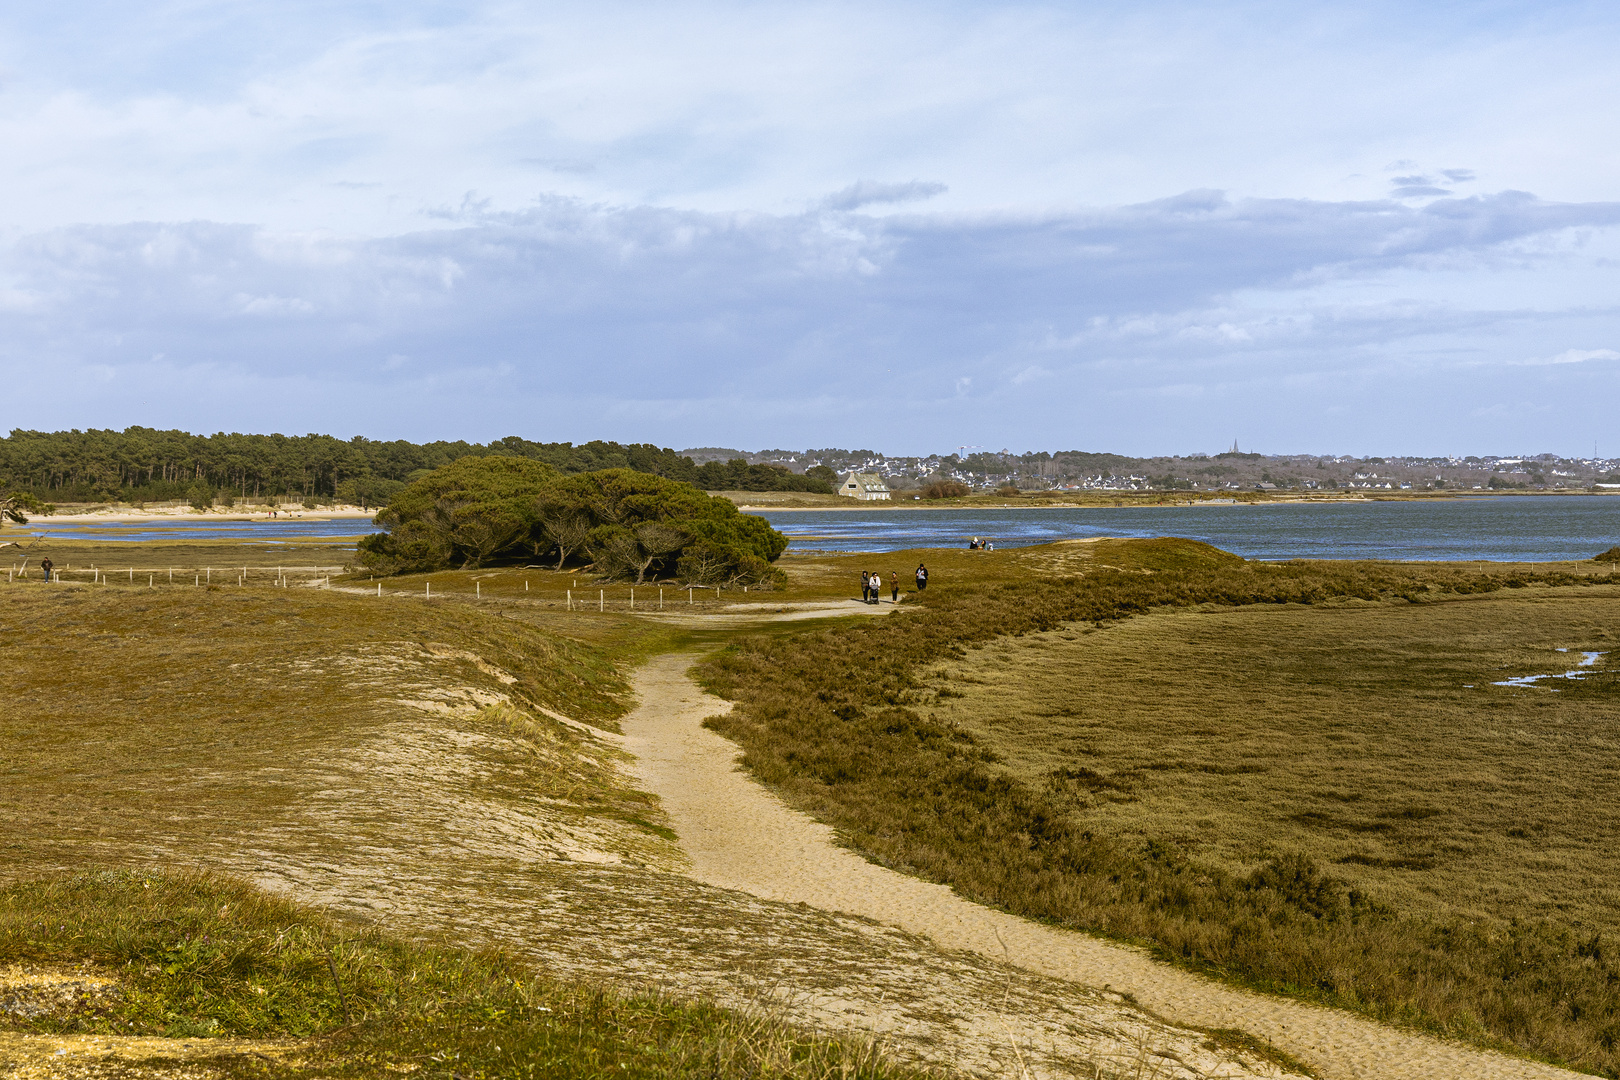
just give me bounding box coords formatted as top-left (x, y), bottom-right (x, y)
top-left (697, 543), bottom-right (1620, 1074)
top-left (356, 456), bottom-right (789, 585)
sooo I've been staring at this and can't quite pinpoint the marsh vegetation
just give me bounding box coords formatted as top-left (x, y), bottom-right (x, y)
top-left (698, 541), bottom-right (1620, 1074)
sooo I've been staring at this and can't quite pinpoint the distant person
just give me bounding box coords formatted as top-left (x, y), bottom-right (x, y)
top-left (868, 571), bottom-right (881, 604)
top-left (985, 540), bottom-right (994, 551)
top-left (890, 571), bottom-right (900, 603)
top-left (915, 563), bottom-right (928, 591)
top-left (39, 556), bottom-right (53, 583)
top-left (968, 536), bottom-right (979, 550)
top-left (860, 570), bottom-right (870, 602)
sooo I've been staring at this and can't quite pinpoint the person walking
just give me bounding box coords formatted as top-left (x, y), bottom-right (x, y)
top-left (868, 571), bottom-right (881, 604)
top-left (890, 571), bottom-right (900, 603)
top-left (860, 570), bottom-right (870, 603)
top-left (915, 563), bottom-right (928, 591)
top-left (39, 556), bottom-right (53, 583)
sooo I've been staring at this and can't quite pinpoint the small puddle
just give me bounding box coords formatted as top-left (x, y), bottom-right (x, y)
top-left (1491, 649), bottom-right (1607, 690)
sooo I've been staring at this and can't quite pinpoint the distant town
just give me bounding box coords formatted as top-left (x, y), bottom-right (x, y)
top-left (681, 445), bottom-right (1620, 494)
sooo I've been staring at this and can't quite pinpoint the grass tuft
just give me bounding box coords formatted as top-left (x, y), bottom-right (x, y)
top-left (0, 869), bottom-right (932, 1080)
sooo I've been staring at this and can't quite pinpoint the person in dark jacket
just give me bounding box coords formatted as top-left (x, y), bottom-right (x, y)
top-left (39, 556), bottom-right (54, 583)
top-left (915, 563), bottom-right (928, 590)
top-left (890, 571), bottom-right (900, 603)
top-left (860, 570), bottom-right (870, 602)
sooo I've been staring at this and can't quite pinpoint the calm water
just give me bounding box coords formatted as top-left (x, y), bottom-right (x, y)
top-left (17, 497), bottom-right (1620, 561)
top-left (749, 496), bottom-right (1620, 561)
top-left (15, 516), bottom-right (379, 544)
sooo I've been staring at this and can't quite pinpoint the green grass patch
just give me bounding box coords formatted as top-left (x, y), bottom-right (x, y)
top-left (0, 870), bottom-right (925, 1079)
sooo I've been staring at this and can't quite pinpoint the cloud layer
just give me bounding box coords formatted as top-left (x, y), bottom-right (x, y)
top-left (3, 1), bottom-right (1620, 453)
top-left (5, 189), bottom-right (1618, 453)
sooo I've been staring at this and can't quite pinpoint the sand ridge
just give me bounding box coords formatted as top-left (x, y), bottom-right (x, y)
top-left (621, 651), bottom-right (1587, 1080)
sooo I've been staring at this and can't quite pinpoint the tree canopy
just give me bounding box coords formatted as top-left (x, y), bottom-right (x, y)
top-left (357, 458), bottom-right (789, 586)
top-left (0, 428), bottom-right (832, 505)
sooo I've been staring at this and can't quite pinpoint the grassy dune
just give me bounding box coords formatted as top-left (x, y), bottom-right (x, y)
top-left (0, 568), bottom-right (924, 1078)
top-left (697, 541), bottom-right (1620, 1074)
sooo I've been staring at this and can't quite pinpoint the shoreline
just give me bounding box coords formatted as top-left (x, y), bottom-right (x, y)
top-left (15, 506), bottom-right (378, 525)
top-left (738, 491), bottom-right (1620, 512)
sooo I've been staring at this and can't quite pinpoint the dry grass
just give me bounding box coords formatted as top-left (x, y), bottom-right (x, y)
top-left (1, 544), bottom-right (1264, 1079)
top-left (0, 581), bottom-right (663, 884)
top-left (695, 541), bottom-right (1620, 1074)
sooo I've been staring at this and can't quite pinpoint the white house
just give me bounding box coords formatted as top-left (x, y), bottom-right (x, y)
top-left (839, 472), bottom-right (891, 501)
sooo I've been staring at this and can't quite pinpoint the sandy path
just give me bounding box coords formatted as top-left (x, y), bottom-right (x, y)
top-left (622, 652), bottom-right (1586, 1080)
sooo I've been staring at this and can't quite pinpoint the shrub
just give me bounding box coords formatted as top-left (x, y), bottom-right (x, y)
top-left (186, 483), bottom-right (213, 511)
top-left (922, 480), bottom-right (971, 499)
top-left (358, 459), bottom-right (789, 581)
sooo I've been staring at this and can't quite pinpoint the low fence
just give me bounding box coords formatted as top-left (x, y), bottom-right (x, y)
top-left (8, 563), bottom-right (344, 587)
top-left (5, 562), bottom-right (757, 612)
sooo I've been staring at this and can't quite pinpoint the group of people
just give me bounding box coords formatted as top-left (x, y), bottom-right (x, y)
top-left (860, 563), bottom-right (928, 604)
top-left (967, 536), bottom-right (994, 550)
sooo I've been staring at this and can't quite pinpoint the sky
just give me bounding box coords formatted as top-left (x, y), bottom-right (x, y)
top-left (2, 1), bottom-right (1619, 458)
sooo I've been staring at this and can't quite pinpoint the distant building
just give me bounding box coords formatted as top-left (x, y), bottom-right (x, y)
top-left (839, 472), bottom-right (891, 501)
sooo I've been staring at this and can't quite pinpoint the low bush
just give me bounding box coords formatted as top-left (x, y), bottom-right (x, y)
top-left (922, 480), bottom-right (970, 499)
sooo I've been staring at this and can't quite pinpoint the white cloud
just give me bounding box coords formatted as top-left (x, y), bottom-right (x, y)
top-left (4, 1), bottom-right (1620, 238)
top-left (235, 293), bottom-right (316, 316)
top-left (1524, 347), bottom-right (1620, 366)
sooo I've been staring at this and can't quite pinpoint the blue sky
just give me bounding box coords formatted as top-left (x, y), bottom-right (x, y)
top-left (3, 1), bottom-right (1619, 456)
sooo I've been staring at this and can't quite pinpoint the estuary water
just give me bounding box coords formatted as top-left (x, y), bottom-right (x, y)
top-left (15, 516), bottom-right (379, 544)
top-left (748, 496), bottom-right (1620, 561)
top-left (17, 496), bottom-right (1619, 561)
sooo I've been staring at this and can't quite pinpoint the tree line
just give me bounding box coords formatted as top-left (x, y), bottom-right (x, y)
top-left (357, 457), bottom-right (788, 587)
top-left (0, 428), bottom-right (833, 506)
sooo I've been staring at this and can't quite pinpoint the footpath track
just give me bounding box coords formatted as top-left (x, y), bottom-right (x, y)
top-left (622, 649), bottom-right (1586, 1080)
